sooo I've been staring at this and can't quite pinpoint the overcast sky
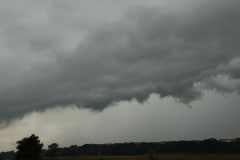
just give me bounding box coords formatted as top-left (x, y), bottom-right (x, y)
top-left (0, 0), bottom-right (240, 151)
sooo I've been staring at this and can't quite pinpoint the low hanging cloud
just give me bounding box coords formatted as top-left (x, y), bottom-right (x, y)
top-left (0, 0), bottom-right (240, 121)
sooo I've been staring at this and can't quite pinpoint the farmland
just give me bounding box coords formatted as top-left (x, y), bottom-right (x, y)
top-left (44, 154), bottom-right (240, 160)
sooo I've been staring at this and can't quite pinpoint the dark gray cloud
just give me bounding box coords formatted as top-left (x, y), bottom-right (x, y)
top-left (0, 0), bottom-right (240, 121)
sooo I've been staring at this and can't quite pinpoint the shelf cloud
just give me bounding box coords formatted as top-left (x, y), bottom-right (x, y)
top-left (0, 0), bottom-right (240, 121)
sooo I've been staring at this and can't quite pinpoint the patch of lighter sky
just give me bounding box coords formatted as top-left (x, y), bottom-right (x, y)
top-left (0, 90), bottom-right (240, 152)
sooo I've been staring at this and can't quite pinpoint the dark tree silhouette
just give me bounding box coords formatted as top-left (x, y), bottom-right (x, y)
top-left (16, 134), bottom-right (43, 160)
top-left (47, 143), bottom-right (59, 157)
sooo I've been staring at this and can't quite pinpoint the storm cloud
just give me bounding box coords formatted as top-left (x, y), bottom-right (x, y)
top-left (0, 0), bottom-right (240, 121)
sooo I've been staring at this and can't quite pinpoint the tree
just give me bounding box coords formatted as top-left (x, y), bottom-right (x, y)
top-left (16, 134), bottom-right (43, 160)
top-left (47, 143), bottom-right (59, 157)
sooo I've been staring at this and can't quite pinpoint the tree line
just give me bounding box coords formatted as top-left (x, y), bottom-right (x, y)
top-left (1, 135), bottom-right (240, 160)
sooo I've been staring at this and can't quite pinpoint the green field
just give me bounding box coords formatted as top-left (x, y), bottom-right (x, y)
top-left (44, 154), bottom-right (240, 160)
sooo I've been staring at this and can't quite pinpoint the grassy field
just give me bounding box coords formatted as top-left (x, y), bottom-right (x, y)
top-left (44, 154), bottom-right (240, 160)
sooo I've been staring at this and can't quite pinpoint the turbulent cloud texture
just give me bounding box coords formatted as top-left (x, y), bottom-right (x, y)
top-left (0, 0), bottom-right (240, 121)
